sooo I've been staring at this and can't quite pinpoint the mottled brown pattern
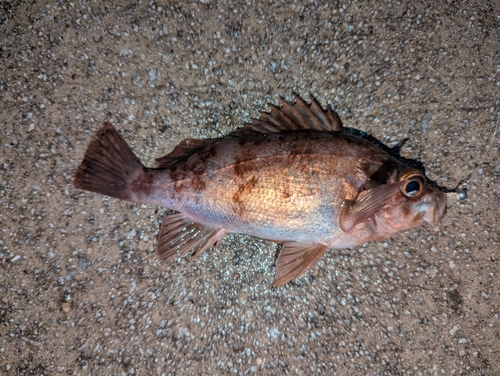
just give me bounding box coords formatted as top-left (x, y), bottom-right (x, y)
top-left (368, 158), bottom-right (400, 185)
top-left (169, 166), bottom-right (188, 193)
top-left (233, 154), bottom-right (258, 178)
top-left (131, 169), bottom-right (155, 196)
top-left (232, 176), bottom-right (259, 216)
top-left (173, 181), bottom-right (189, 194)
top-left (197, 146), bottom-right (217, 163)
top-left (168, 165), bottom-right (186, 183)
top-left (191, 176), bottom-right (206, 191)
top-left (169, 154), bottom-right (209, 193)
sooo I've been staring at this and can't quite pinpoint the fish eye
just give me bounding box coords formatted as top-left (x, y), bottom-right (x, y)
top-left (401, 175), bottom-right (424, 197)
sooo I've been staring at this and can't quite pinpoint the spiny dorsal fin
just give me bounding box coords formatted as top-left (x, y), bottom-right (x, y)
top-left (245, 93), bottom-right (343, 135)
top-left (157, 94), bottom-right (344, 167)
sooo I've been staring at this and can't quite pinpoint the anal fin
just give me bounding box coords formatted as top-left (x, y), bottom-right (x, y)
top-left (157, 214), bottom-right (226, 262)
top-left (272, 242), bottom-right (328, 286)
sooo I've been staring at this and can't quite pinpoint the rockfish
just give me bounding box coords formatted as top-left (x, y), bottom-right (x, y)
top-left (74, 95), bottom-right (447, 286)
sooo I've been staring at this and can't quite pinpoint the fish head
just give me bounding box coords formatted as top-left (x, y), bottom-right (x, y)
top-left (374, 168), bottom-right (447, 234)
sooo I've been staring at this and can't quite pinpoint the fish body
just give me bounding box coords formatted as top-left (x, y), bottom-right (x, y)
top-left (139, 131), bottom-right (403, 247)
top-left (74, 95), bottom-right (447, 285)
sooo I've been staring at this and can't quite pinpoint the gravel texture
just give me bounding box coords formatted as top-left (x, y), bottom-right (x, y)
top-left (1, 0), bottom-right (499, 375)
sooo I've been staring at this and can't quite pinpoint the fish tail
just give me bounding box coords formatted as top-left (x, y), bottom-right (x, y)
top-left (73, 122), bottom-right (145, 201)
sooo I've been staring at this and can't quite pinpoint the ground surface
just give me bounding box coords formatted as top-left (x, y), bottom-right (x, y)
top-left (1, 0), bottom-right (499, 375)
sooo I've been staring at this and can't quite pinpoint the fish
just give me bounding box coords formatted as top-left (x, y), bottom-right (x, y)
top-left (73, 95), bottom-right (448, 286)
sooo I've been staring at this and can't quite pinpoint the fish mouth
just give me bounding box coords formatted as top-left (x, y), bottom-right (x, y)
top-left (414, 192), bottom-right (447, 226)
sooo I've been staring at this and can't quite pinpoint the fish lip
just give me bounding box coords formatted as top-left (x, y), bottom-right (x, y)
top-left (416, 191), bottom-right (447, 226)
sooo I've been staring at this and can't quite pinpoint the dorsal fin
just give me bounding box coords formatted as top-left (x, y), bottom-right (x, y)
top-left (244, 93), bottom-right (343, 135)
top-left (157, 94), bottom-right (344, 167)
top-left (155, 138), bottom-right (219, 168)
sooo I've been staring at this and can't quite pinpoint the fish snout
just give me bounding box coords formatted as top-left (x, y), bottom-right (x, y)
top-left (415, 191), bottom-right (447, 226)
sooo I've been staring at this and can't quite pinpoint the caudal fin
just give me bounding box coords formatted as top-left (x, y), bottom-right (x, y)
top-left (73, 122), bottom-right (144, 201)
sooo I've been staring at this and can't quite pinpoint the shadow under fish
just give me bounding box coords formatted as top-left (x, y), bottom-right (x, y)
top-left (74, 94), bottom-right (463, 286)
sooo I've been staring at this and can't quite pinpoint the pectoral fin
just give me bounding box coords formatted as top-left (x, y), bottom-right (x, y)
top-left (339, 181), bottom-right (405, 233)
top-left (157, 214), bottom-right (226, 262)
top-left (272, 242), bottom-right (328, 286)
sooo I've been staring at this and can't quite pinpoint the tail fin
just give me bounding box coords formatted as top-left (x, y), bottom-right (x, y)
top-left (73, 122), bottom-right (145, 201)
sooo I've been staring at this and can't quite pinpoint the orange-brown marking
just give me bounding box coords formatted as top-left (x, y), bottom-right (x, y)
top-left (131, 169), bottom-right (155, 196)
top-left (232, 176), bottom-right (259, 216)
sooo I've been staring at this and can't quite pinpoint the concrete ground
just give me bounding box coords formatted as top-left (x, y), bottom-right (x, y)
top-left (1, 0), bottom-right (499, 375)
